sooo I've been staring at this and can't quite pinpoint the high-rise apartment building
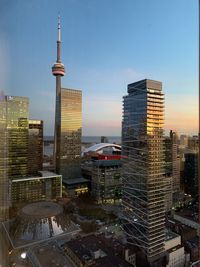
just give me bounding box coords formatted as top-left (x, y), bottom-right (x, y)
top-left (122, 79), bottom-right (165, 264)
top-left (28, 120), bottom-right (43, 175)
top-left (52, 17), bottom-right (82, 180)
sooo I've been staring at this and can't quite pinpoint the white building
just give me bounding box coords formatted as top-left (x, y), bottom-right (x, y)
top-left (165, 230), bottom-right (187, 267)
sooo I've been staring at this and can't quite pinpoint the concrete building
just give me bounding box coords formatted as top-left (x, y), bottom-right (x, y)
top-left (165, 230), bottom-right (186, 267)
top-left (164, 174), bottom-right (173, 212)
top-left (11, 171), bottom-right (62, 203)
top-left (28, 119), bottom-right (43, 175)
top-left (179, 134), bottom-right (188, 148)
top-left (64, 177), bottom-right (89, 197)
top-left (82, 143), bottom-right (122, 203)
top-left (170, 131), bottom-right (181, 199)
top-left (63, 234), bottom-right (134, 267)
top-left (91, 156), bottom-right (122, 204)
top-left (52, 16), bottom-right (82, 181)
top-left (121, 79), bottom-right (165, 264)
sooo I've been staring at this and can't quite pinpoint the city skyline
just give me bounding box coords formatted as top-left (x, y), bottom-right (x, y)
top-left (0, 0), bottom-right (198, 136)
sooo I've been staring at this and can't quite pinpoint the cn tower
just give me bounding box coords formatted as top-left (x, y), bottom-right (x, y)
top-left (52, 16), bottom-right (65, 173)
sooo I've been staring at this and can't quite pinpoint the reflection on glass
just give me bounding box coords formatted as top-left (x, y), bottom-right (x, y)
top-left (122, 79), bottom-right (165, 262)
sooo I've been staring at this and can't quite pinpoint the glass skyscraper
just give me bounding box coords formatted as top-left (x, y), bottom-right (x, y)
top-left (7, 96), bottom-right (29, 179)
top-left (60, 88), bottom-right (82, 180)
top-left (122, 79), bottom-right (165, 264)
top-left (0, 94), bottom-right (29, 220)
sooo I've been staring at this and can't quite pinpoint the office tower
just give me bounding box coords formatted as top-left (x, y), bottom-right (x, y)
top-left (0, 94), bottom-right (28, 220)
top-left (52, 17), bottom-right (82, 180)
top-left (122, 79), bottom-right (165, 264)
top-left (0, 93), bottom-right (9, 221)
top-left (60, 88), bottom-right (82, 180)
top-left (164, 136), bottom-right (172, 176)
top-left (91, 155), bottom-right (122, 204)
top-left (28, 120), bottom-right (43, 175)
top-left (6, 95), bottom-right (29, 179)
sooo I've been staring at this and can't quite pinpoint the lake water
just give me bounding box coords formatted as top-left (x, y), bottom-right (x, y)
top-left (44, 136), bottom-right (121, 156)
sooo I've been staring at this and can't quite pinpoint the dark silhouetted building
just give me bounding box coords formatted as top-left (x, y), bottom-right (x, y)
top-left (7, 96), bottom-right (29, 179)
top-left (184, 152), bottom-right (198, 197)
top-left (28, 119), bottom-right (43, 175)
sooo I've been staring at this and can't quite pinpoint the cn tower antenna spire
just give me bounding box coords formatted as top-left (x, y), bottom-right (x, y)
top-left (52, 15), bottom-right (65, 75)
top-left (58, 14), bottom-right (61, 42)
top-left (52, 14), bottom-right (65, 174)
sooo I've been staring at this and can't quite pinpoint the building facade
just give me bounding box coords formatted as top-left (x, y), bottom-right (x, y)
top-left (184, 152), bottom-right (198, 198)
top-left (0, 94), bottom-right (29, 219)
top-left (0, 93), bottom-right (9, 221)
top-left (11, 171), bottom-right (62, 203)
top-left (91, 157), bottom-right (122, 204)
top-left (7, 96), bottom-right (29, 179)
top-left (60, 88), bottom-right (82, 180)
top-left (165, 231), bottom-right (186, 267)
top-left (28, 120), bottom-right (43, 175)
top-left (170, 131), bottom-right (181, 198)
top-left (122, 79), bottom-right (165, 264)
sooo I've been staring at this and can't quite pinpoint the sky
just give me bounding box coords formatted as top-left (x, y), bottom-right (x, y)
top-left (0, 0), bottom-right (198, 136)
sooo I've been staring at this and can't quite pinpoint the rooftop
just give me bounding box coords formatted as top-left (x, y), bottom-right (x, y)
top-left (165, 230), bottom-right (179, 242)
top-left (11, 171), bottom-right (61, 183)
top-left (30, 242), bottom-right (73, 267)
top-left (65, 234), bottom-right (133, 267)
top-left (63, 177), bottom-right (89, 185)
top-left (3, 201), bottom-right (79, 249)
